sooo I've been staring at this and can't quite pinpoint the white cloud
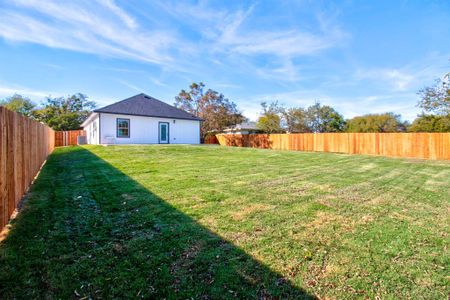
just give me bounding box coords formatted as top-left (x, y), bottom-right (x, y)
top-left (0, 85), bottom-right (54, 99)
top-left (207, 5), bottom-right (346, 58)
top-left (0, 83), bottom-right (113, 108)
top-left (355, 68), bottom-right (415, 91)
top-left (0, 1), bottom-right (348, 83)
top-left (152, 2), bottom-right (347, 81)
top-left (240, 89), bottom-right (420, 122)
top-left (149, 78), bottom-right (169, 88)
top-left (115, 79), bottom-right (144, 93)
top-left (96, 0), bottom-right (137, 29)
top-left (0, 0), bottom-right (178, 66)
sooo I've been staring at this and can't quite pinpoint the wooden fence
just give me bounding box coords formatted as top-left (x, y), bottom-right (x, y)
top-left (216, 133), bottom-right (450, 160)
top-left (0, 107), bottom-right (55, 229)
top-left (204, 135), bottom-right (219, 144)
top-left (55, 130), bottom-right (86, 147)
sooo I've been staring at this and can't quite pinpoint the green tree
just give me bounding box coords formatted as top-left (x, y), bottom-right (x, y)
top-left (408, 114), bottom-right (450, 132)
top-left (306, 102), bottom-right (345, 132)
top-left (174, 82), bottom-right (245, 139)
top-left (282, 107), bottom-right (310, 133)
top-left (346, 113), bottom-right (407, 132)
top-left (417, 73), bottom-right (450, 115)
top-left (33, 93), bottom-right (95, 130)
top-left (256, 101), bottom-right (283, 133)
top-left (410, 71), bottom-right (450, 132)
top-left (0, 94), bottom-right (36, 117)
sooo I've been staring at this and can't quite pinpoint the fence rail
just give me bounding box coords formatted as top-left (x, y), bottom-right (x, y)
top-left (0, 107), bottom-right (55, 229)
top-left (216, 133), bottom-right (450, 160)
top-left (55, 130), bottom-right (86, 147)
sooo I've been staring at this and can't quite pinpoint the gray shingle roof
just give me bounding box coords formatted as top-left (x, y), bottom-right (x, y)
top-left (94, 93), bottom-right (202, 121)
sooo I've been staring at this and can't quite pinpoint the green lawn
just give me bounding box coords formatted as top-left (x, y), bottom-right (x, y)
top-left (1, 145), bottom-right (449, 299)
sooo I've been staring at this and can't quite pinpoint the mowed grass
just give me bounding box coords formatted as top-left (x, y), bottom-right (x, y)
top-left (1, 145), bottom-right (449, 299)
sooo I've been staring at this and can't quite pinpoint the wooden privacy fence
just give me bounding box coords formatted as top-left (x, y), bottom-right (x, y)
top-left (216, 133), bottom-right (450, 160)
top-left (204, 135), bottom-right (219, 144)
top-left (55, 130), bottom-right (86, 147)
top-left (0, 107), bottom-right (55, 229)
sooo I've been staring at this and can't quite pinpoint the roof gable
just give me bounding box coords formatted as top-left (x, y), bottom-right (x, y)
top-left (94, 93), bottom-right (202, 121)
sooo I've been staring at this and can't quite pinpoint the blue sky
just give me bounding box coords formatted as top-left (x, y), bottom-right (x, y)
top-left (0, 0), bottom-right (449, 121)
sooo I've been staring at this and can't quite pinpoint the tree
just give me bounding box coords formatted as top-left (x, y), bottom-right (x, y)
top-left (174, 82), bottom-right (245, 139)
top-left (410, 71), bottom-right (450, 132)
top-left (346, 113), bottom-right (407, 132)
top-left (33, 93), bottom-right (95, 130)
top-left (0, 94), bottom-right (36, 117)
top-left (408, 114), bottom-right (450, 132)
top-left (282, 107), bottom-right (310, 133)
top-left (306, 102), bottom-right (345, 132)
top-left (417, 73), bottom-right (450, 115)
top-left (256, 101), bottom-right (283, 133)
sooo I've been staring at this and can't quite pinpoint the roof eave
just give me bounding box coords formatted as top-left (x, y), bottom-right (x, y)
top-left (81, 112), bottom-right (98, 127)
top-left (92, 110), bottom-right (203, 121)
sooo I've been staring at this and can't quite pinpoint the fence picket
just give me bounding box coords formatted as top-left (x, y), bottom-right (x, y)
top-left (0, 107), bottom-right (56, 229)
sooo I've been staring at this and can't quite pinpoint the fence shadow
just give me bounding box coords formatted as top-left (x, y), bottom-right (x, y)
top-left (0, 147), bottom-right (314, 299)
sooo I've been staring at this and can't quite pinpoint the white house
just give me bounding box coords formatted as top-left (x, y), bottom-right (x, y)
top-left (81, 93), bottom-right (202, 144)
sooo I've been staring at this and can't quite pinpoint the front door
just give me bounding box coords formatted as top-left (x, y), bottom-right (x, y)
top-left (159, 122), bottom-right (169, 144)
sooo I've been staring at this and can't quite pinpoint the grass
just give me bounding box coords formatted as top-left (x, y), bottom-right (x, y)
top-left (0, 145), bottom-right (449, 299)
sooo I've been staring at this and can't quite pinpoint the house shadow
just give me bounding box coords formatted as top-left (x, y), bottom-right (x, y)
top-left (0, 147), bottom-right (314, 299)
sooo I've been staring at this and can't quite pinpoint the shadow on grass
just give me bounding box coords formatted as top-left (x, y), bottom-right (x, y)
top-left (0, 147), bottom-right (314, 299)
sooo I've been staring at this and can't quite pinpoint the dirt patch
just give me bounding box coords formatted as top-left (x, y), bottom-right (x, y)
top-left (227, 227), bottom-right (265, 245)
top-left (200, 216), bottom-right (217, 227)
top-left (309, 211), bottom-right (354, 232)
top-left (230, 203), bottom-right (275, 221)
top-left (291, 211), bottom-right (357, 246)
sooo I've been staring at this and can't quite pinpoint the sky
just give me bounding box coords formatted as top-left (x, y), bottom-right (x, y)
top-left (0, 0), bottom-right (449, 121)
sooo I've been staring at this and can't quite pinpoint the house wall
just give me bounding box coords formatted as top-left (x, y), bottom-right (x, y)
top-left (83, 114), bottom-right (100, 144)
top-left (98, 113), bottom-right (200, 144)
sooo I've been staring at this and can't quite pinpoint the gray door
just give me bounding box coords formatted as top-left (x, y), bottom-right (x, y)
top-left (159, 122), bottom-right (169, 144)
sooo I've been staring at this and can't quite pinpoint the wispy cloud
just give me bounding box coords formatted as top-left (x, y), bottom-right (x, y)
top-left (149, 78), bottom-right (169, 88)
top-left (0, 0), bottom-right (178, 66)
top-left (116, 79), bottom-right (144, 93)
top-left (0, 85), bottom-right (53, 99)
top-left (97, 0), bottom-right (137, 29)
top-left (0, 0), bottom-right (347, 82)
top-left (213, 83), bottom-right (241, 89)
top-left (41, 63), bottom-right (63, 70)
top-left (216, 10), bottom-right (344, 58)
top-left (0, 83), bottom-right (113, 108)
top-left (153, 1), bottom-right (347, 81)
top-left (241, 89), bottom-right (420, 121)
top-left (355, 68), bottom-right (415, 91)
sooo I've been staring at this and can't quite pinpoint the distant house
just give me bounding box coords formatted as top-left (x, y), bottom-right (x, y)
top-left (223, 122), bottom-right (261, 135)
top-left (81, 93), bottom-right (202, 144)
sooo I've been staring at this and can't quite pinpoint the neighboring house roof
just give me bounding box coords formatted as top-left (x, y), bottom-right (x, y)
top-left (223, 122), bottom-right (259, 132)
top-left (93, 93), bottom-right (202, 121)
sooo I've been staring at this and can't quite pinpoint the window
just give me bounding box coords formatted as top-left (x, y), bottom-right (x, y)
top-left (117, 118), bottom-right (130, 138)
